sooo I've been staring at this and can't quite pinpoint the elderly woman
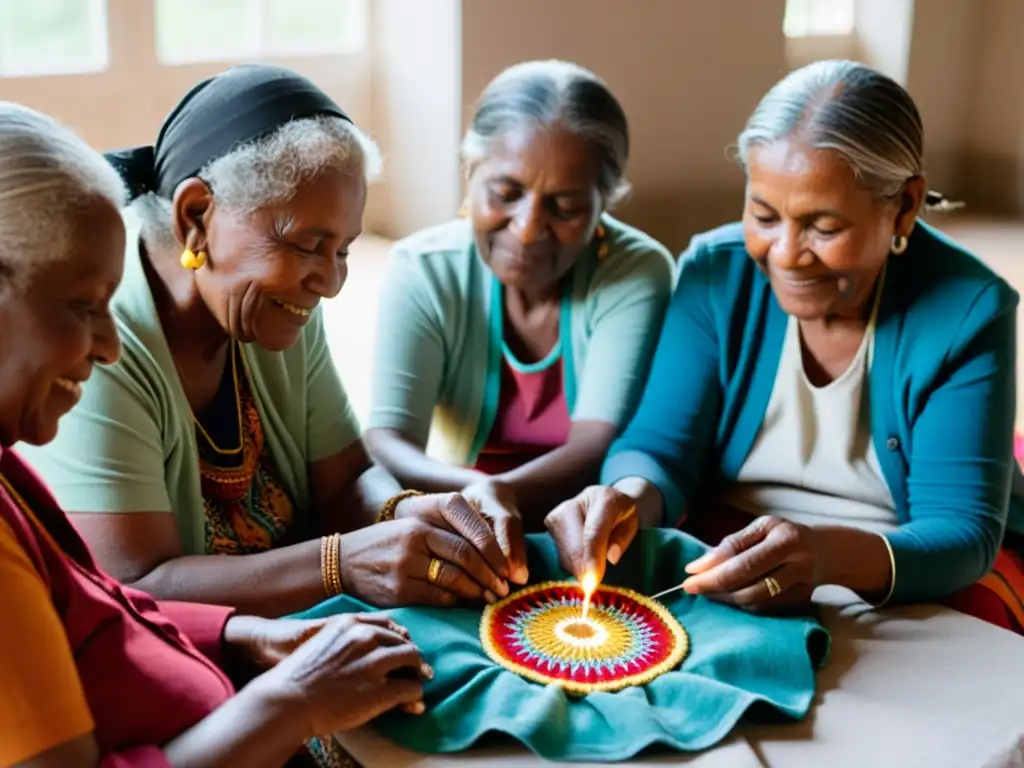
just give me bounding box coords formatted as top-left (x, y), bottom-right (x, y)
top-left (364, 60), bottom-right (673, 582)
top-left (19, 65), bottom-right (511, 619)
top-left (0, 102), bottom-right (430, 768)
top-left (548, 60), bottom-right (1024, 634)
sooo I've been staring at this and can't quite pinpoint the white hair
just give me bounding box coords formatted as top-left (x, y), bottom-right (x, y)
top-left (461, 59), bottom-right (631, 207)
top-left (0, 101), bottom-right (126, 288)
top-left (736, 59), bottom-right (924, 200)
top-left (133, 115), bottom-right (381, 248)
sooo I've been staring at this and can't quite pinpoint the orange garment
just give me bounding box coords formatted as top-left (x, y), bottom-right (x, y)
top-left (0, 515), bottom-right (94, 765)
top-left (0, 445), bottom-right (234, 767)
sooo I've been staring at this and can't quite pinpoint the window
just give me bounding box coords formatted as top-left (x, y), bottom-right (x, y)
top-left (155, 0), bottom-right (366, 65)
top-left (784, 0), bottom-right (856, 37)
top-left (0, 0), bottom-right (107, 77)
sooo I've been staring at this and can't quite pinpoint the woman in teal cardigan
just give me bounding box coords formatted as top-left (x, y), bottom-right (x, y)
top-left (548, 60), bottom-right (1024, 633)
top-left (365, 60), bottom-right (673, 584)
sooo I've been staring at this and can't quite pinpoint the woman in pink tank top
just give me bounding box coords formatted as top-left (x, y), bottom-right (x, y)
top-left (365, 61), bottom-right (674, 587)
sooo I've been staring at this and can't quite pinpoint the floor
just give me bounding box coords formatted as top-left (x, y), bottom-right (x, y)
top-left (322, 217), bottom-right (1024, 428)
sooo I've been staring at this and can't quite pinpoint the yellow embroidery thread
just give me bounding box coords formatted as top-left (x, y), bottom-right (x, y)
top-left (480, 581), bottom-right (689, 695)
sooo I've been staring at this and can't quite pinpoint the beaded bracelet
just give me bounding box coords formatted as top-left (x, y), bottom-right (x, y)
top-left (320, 533), bottom-right (343, 597)
top-left (376, 489), bottom-right (425, 523)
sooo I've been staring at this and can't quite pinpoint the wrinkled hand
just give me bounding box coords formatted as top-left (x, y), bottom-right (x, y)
top-left (224, 615), bottom-right (332, 669)
top-left (681, 515), bottom-right (822, 611)
top-left (339, 492), bottom-right (511, 607)
top-left (267, 613), bottom-right (430, 735)
top-left (545, 485), bottom-right (638, 585)
top-left (459, 480), bottom-right (529, 585)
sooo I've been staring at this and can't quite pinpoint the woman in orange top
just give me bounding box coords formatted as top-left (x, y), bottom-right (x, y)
top-left (0, 103), bottom-right (428, 767)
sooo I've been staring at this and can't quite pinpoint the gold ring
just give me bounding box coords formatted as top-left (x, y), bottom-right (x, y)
top-left (427, 557), bottom-right (444, 585)
top-left (764, 576), bottom-right (783, 598)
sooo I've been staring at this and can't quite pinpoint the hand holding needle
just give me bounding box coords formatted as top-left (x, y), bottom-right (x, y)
top-left (650, 547), bottom-right (726, 600)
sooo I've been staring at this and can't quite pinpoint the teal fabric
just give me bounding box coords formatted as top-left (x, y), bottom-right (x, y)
top-left (603, 220), bottom-right (1024, 604)
top-left (297, 529), bottom-right (829, 762)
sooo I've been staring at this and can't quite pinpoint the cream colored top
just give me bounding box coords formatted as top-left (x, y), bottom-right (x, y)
top-left (720, 287), bottom-right (898, 534)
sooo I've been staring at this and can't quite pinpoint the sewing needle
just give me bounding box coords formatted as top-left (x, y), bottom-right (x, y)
top-left (649, 583), bottom-right (687, 601)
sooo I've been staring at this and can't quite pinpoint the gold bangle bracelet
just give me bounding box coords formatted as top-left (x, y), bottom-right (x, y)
top-left (320, 533), bottom-right (343, 597)
top-left (873, 533), bottom-right (897, 608)
top-left (376, 489), bottom-right (425, 524)
top-left (320, 535), bottom-right (331, 596)
top-left (333, 536), bottom-right (346, 602)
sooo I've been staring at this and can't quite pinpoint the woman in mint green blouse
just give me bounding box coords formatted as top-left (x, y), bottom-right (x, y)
top-left (365, 60), bottom-right (673, 583)
top-left (19, 65), bottom-right (513, 621)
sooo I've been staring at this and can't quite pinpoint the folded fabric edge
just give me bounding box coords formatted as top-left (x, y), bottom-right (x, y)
top-left (372, 685), bottom-right (825, 762)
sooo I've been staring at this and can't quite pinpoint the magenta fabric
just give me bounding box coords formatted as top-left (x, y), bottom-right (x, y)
top-left (474, 358), bottom-right (571, 475)
top-left (1, 446), bottom-right (235, 766)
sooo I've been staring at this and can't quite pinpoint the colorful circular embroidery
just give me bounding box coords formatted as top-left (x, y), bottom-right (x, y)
top-left (480, 581), bottom-right (689, 695)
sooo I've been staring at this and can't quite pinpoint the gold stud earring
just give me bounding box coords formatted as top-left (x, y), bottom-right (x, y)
top-left (180, 248), bottom-right (207, 270)
top-left (890, 235), bottom-right (908, 255)
top-left (595, 224), bottom-right (609, 259)
top-left (458, 199), bottom-right (470, 219)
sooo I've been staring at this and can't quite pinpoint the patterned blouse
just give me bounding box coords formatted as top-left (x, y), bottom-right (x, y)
top-left (196, 342), bottom-right (298, 555)
top-left (193, 341), bottom-right (355, 768)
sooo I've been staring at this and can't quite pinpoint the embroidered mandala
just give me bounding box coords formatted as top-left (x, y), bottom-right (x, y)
top-left (480, 581), bottom-right (689, 694)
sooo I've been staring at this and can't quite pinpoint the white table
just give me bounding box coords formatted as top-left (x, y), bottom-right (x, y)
top-left (336, 588), bottom-right (1024, 767)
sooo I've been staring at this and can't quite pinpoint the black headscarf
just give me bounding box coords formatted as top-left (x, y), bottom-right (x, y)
top-left (105, 64), bottom-right (351, 201)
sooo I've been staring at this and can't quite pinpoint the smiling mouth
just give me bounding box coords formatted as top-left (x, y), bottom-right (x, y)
top-left (273, 300), bottom-right (313, 317)
top-left (55, 377), bottom-right (83, 400)
top-left (778, 275), bottom-right (827, 288)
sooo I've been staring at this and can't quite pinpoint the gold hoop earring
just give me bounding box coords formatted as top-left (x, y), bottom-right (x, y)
top-left (180, 249), bottom-right (207, 270)
top-left (890, 235), bottom-right (908, 255)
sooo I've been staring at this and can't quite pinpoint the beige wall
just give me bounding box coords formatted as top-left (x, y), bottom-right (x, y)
top-left (372, 0), bottom-right (786, 246)
top-left (903, 0), bottom-right (1024, 212)
top-left (377, 0), bottom-right (1024, 250)
top-left (368, 0), bottom-right (1023, 229)
top-left (369, 0), bottom-right (790, 245)
top-left (2, 0), bottom-right (1020, 253)
top-left (958, 0), bottom-right (1024, 215)
top-left (459, 0), bottom-right (786, 251)
top-left (365, 0), bottom-right (461, 239)
top-left (903, 0), bottom-right (977, 196)
top-left (856, 0), bottom-right (914, 87)
top-left (0, 0), bottom-right (371, 152)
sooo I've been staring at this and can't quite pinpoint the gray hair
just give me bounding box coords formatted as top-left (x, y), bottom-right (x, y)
top-left (0, 102), bottom-right (126, 288)
top-left (133, 115), bottom-right (382, 248)
top-left (736, 59), bottom-right (924, 201)
top-left (461, 59), bottom-right (631, 207)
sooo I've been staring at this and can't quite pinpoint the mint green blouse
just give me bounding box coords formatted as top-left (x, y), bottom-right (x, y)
top-left (368, 215), bottom-right (674, 466)
top-left (17, 213), bottom-right (362, 555)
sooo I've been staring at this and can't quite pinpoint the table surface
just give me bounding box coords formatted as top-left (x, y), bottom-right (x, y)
top-left (335, 588), bottom-right (1024, 768)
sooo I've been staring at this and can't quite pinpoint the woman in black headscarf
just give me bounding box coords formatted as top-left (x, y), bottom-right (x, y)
top-left (21, 64), bottom-right (514, 619)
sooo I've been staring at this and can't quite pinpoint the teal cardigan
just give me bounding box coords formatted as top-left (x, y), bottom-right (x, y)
top-left (368, 215), bottom-right (674, 466)
top-left (602, 220), bottom-right (1024, 604)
